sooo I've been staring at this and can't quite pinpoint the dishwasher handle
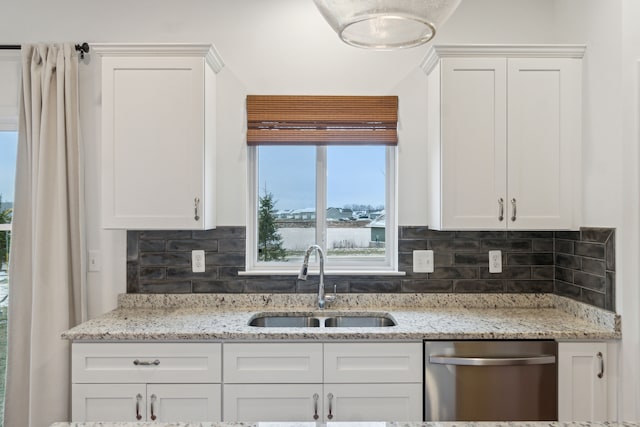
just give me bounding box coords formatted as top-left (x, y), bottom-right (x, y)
top-left (429, 354), bottom-right (556, 366)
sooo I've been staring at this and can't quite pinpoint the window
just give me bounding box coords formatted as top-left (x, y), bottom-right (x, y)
top-left (0, 130), bottom-right (16, 422)
top-left (0, 48), bottom-right (20, 421)
top-left (0, 132), bottom-right (15, 269)
top-left (246, 95), bottom-right (398, 273)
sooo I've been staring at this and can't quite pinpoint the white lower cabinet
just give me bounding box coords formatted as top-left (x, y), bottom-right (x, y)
top-left (71, 343), bottom-right (222, 422)
top-left (224, 384), bottom-right (323, 422)
top-left (325, 383), bottom-right (423, 422)
top-left (222, 342), bottom-right (423, 422)
top-left (558, 341), bottom-right (609, 421)
top-left (73, 383), bottom-right (221, 422)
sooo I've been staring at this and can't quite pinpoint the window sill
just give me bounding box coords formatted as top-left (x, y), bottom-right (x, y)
top-left (238, 270), bottom-right (406, 276)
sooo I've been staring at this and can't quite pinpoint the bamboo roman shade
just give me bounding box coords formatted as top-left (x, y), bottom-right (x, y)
top-left (246, 95), bottom-right (398, 145)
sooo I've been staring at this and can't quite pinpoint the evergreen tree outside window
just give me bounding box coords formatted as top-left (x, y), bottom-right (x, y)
top-left (258, 191), bottom-right (287, 261)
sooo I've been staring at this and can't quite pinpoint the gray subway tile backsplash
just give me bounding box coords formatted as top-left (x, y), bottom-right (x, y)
top-left (127, 226), bottom-right (616, 311)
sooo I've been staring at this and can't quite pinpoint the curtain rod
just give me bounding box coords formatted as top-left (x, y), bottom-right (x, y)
top-left (0, 42), bottom-right (90, 58)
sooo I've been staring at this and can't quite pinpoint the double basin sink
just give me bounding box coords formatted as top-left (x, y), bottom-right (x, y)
top-left (249, 313), bottom-right (396, 328)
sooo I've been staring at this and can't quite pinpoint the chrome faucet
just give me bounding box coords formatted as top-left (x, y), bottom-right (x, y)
top-left (298, 244), bottom-right (336, 309)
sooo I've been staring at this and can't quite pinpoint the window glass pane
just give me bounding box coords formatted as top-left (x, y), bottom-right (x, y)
top-left (0, 131), bottom-right (17, 216)
top-left (326, 146), bottom-right (386, 261)
top-left (257, 146), bottom-right (316, 264)
top-left (0, 130), bottom-right (16, 422)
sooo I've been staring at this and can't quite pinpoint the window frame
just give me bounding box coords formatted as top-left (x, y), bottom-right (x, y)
top-left (245, 144), bottom-right (398, 275)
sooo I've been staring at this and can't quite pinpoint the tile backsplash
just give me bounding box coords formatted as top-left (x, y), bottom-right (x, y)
top-left (127, 226), bottom-right (616, 311)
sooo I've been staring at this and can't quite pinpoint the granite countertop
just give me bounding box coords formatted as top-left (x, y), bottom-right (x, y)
top-left (49, 421), bottom-right (640, 427)
top-left (61, 293), bottom-right (621, 342)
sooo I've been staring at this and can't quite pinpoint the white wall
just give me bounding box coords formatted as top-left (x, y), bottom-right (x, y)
top-left (552, 0), bottom-right (639, 419)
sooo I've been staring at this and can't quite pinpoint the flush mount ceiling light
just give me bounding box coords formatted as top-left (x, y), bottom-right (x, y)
top-left (313, 0), bottom-right (462, 49)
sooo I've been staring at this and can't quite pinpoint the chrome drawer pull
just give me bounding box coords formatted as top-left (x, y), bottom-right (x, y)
top-left (313, 393), bottom-right (319, 420)
top-left (194, 197), bottom-right (200, 221)
top-left (135, 393), bottom-right (142, 420)
top-left (597, 352), bottom-right (604, 378)
top-left (133, 359), bottom-right (160, 366)
top-left (430, 355), bottom-right (556, 366)
top-left (150, 394), bottom-right (157, 421)
top-left (327, 393), bottom-right (334, 420)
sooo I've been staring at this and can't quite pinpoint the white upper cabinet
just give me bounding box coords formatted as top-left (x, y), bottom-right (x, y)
top-left (423, 45), bottom-right (584, 230)
top-left (96, 44), bottom-right (224, 230)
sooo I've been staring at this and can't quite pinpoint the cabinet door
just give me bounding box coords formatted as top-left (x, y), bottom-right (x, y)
top-left (223, 384), bottom-right (323, 422)
top-left (440, 57), bottom-right (508, 229)
top-left (324, 383), bottom-right (423, 421)
top-left (147, 384), bottom-right (221, 422)
top-left (102, 56), bottom-right (207, 229)
top-left (72, 383), bottom-right (146, 422)
top-left (507, 58), bottom-right (581, 229)
top-left (558, 342), bottom-right (607, 421)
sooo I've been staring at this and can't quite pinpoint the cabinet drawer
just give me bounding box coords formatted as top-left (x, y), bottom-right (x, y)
top-left (72, 343), bottom-right (221, 384)
top-left (324, 342), bottom-right (422, 383)
top-left (223, 343), bottom-right (323, 383)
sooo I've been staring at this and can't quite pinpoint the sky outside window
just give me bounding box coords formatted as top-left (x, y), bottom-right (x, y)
top-left (0, 132), bottom-right (18, 204)
top-left (258, 145), bottom-right (385, 211)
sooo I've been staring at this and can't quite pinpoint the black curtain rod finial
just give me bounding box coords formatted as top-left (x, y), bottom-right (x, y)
top-left (75, 42), bottom-right (89, 59)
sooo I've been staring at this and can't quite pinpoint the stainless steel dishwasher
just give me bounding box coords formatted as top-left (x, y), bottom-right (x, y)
top-left (424, 340), bottom-right (557, 421)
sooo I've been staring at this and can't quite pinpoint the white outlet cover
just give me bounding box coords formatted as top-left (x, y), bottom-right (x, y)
top-left (489, 250), bottom-right (502, 273)
top-left (413, 250), bottom-right (434, 273)
top-left (192, 250), bottom-right (205, 273)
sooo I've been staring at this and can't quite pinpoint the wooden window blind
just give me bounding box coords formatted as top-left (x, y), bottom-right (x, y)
top-left (246, 95), bottom-right (398, 145)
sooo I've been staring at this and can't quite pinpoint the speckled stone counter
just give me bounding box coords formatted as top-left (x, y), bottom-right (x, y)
top-left (61, 293), bottom-right (620, 341)
top-left (49, 421), bottom-right (640, 427)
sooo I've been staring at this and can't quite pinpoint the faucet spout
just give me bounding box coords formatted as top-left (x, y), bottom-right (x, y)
top-left (298, 244), bottom-right (334, 309)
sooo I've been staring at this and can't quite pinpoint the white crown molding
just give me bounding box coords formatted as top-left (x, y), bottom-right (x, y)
top-left (420, 44), bottom-right (587, 74)
top-left (91, 43), bottom-right (225, 73)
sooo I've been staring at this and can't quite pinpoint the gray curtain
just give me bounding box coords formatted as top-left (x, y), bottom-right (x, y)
top-left (4, 44), bottom-right (85, 427)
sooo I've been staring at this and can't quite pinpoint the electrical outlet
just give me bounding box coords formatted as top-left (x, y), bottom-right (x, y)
top-left (489, 250), bottom-right (502, 273)
top-left (413, 250), bottom-right (434, 273)
top-left (192, 250), bottom-right (205, 273)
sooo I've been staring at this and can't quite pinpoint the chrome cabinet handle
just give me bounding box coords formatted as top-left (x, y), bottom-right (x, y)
top-left (498, 197), bottom-right (504, 221)
top-left (150, 394), bottom-right (157, 421)
top-left (312, 393), bottom-right (319, 420)
top-left (133, 359), bottom-right (160, 366)
top-left (135, 393), bottom-right (143, 420)
top-left (511, 198), bottom-right (517, 222)
top-left (327, 393), bottom-right (334, 420)
top-left (194, 197), bottom-right (201, 221)
top-left (597, 352), bottom-right (604, 378)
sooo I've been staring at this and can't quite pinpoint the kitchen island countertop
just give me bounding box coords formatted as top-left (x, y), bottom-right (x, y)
top-left (49, 421), bottom-right (640, 427)
top-left (61, 293), bottom-right (620, 341)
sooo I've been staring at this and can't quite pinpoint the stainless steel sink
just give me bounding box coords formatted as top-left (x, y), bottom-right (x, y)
top-left (248, 313), bottom-right (396, 328)
top-left (248, 315), bottom-right (320, 327)
top-left (324, 316), bottom-right (396, 327)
